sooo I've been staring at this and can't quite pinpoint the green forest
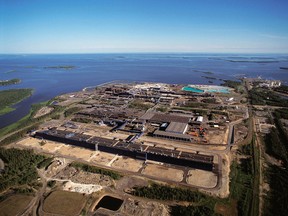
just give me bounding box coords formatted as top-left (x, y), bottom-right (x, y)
top-left (131, 183), bottom-right (208, 202)
top-left (249, 88), bottom-right (288, 107)
top-left (131, 183), bottom-right (218, 215)
top-left (274, 85), bottom-right (288, 95)
top-left (221, 80), bottom-right (241, 89)
top-left (0, 148), bottom-right (50, 193)
top-left (0, 88), bottom-right (33, 115)
top-left (263, 109), bottom-right (288, 216)
top-left (0, 78), bottom-right (21, 86)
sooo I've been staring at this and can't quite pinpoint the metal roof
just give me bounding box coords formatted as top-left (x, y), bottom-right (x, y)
top-left (150, 113), bottom-right (190, 123)
top-left (153, 130), bottom-right (192, 140)
top-left (165, 122), bottom-right (188, 134)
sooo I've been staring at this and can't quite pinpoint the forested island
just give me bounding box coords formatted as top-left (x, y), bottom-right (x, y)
top-left (0, 89), bottom-right (33, 115)
top-left (227, 60), bottom-right (278, 63)
top-left (0, 79), bottom-right (21, 86)
top-left (44, 65), bottom-right (75, 69)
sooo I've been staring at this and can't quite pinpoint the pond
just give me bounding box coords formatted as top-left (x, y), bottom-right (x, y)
top-left (95, 196), bottom-right (123, 211)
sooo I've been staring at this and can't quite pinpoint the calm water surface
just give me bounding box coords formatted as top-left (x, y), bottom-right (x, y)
top-left (0, 53), bottom-right (287, 128)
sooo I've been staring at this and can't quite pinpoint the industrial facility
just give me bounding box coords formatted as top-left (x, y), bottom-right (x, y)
top-left (35, 128), bottom-right (214, 171)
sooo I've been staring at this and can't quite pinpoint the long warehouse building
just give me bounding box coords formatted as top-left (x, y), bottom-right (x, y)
top-left (35, 129), bottom-right (214, 171)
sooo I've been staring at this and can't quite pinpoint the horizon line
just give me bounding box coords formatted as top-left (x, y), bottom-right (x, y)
top-left (1, 51), bottom-right (288, 55)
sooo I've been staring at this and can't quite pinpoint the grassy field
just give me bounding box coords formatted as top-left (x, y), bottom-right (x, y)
top-left (0, 107), bottom-right (14, 116)
top-left (43, 191), bottom-right (87, 216)
top-left (0, 195), bottom-right (34, 216)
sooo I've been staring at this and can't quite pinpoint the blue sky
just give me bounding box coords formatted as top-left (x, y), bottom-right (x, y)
top-left (1, 0), bottom-right (288, 53)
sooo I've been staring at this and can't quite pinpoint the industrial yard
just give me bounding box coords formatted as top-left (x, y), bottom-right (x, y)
top-left (3, 81), bottom-right (252, 215)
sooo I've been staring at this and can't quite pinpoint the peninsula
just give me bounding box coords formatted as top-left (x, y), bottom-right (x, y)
top-left (0, 88), bottom-right (33, 116)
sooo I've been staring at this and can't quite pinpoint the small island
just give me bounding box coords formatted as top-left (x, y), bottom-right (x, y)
top-left (280, 67), bottom-right (288, 70)
top-left (44, 65), bottom-right (75, 69)
top-left (202, 76), bottom-right (217, 80)
top-left (4, 70), bottom-right (17, 74)
top-left (0, 78), bottom-right (21, 86)
top-left (192, 70), bottom-right (214, 74)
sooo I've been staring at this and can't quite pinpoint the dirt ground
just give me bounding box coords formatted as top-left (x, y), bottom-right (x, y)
top-left (34, 106), bottom-right (54, 118)
top-left (89, 151), bottom-right (116, 166)
top-left (54, 166), bottom-right (113, 187)
top-left (42, 190), bottom-right (86, 216)
top-left (38, 119), bottom-right (61, 129)
top-left (92, 195), bottom-right (170, 216)
top-left (234, 123), bottom-right (249, 142)
top-left (56, 145), bottom-right (95, 161)
top-left (17, 137), bottom-right (63, 153)
top-left (186, 169), bottom-right (217, 188)
top-left (0, 195), bottom-right (34, 216)
top-left (40, 142), bottom-right (64, 153)
top-left (62, 181), bottom-right (102, 194)
top-left (111, 156), bottom-right (144, 172)
top-left (56, 98), bottom-right (84, 106)
top-left (116, 176), bottom-right (148, 192)
top-left (17, 137), bottom-right (41, 148)
top-left (206, 154), bottom-right (231, 198)
top-left (141, 163), bottom-right (184, 182)
top-left (120, 198), bottom-right (170, 216)
top-left (16, 137), bottom-right (228, 198)
top-left (207, 129), bottom-right (228, 144)
top-left (80, 125), bottom-right (111, 137)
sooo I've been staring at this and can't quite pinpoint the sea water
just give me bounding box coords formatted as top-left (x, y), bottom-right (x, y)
top-left (0, 53), bottom-right (287, 128)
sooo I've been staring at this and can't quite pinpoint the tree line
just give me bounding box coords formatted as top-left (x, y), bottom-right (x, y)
top-left (263, 109), bottom-right (288, 216)
top-left (70, 162), bottom-right (122, 180)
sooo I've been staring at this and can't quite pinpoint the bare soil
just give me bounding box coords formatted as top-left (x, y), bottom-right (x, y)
top-left (34, 106), bottom-right (54, 118)
top-left (186, 169), bottom-right (217, 188)
top-left (54, 166), bottom-right (113, 187)
top-left (42, 190), bottom-right (86, 216)
top-left (111, 156), bottom-right (144, 172)
top-left (0, 195), bottom-right (34, 216)
top-left (141, 163), bottom-right (184, 182)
